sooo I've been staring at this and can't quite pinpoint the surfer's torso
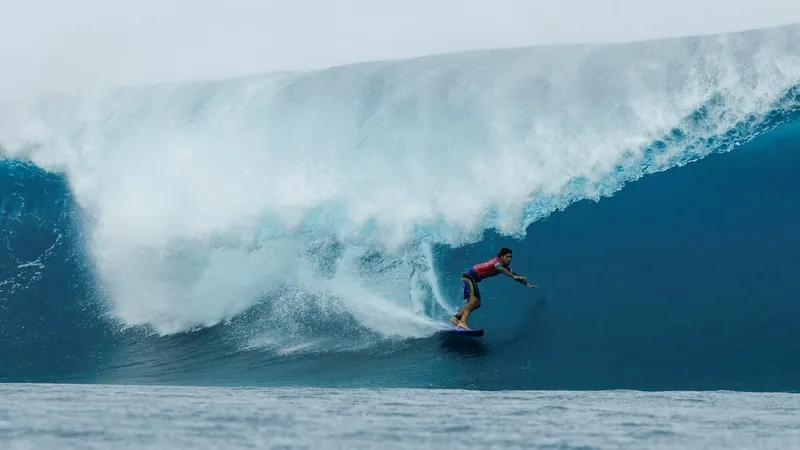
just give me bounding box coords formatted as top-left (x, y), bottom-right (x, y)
top-left (466, 257), bottom-right (509, 282)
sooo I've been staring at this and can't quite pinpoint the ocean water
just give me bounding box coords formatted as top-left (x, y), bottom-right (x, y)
top-left (2, 22), bottom-right (800, 448)
top-left (2, 384), bottom-right (799, 450)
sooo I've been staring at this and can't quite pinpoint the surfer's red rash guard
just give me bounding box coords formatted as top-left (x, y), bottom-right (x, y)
top-left (468, 257), bottom-right (509, 282)
top-left (460, 256), bottom-right (511, 302)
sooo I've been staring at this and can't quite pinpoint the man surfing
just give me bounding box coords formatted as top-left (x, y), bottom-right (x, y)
top-left (450, 247), bottom-right (538, 330)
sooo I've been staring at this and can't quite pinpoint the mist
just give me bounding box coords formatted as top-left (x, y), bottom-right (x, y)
top-left (2, 0), bottom-right (799, 94)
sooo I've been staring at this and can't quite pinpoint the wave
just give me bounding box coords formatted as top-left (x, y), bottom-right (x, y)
top-left (1, 24), bottom-right (799, 389)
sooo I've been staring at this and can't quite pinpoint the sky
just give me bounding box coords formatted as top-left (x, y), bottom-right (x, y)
top-left (2, 0), bottom-right (800, 94)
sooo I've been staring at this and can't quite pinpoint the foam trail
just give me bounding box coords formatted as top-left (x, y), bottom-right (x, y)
top-left (418, 242), bottom-right (454, 315)
top-left (1, 25), bottom-right (799, 336)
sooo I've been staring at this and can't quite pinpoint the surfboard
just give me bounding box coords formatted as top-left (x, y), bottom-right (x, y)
top-left (444, 327), bottom-right (484, 337)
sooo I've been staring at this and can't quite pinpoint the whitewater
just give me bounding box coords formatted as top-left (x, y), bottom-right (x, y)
top-left (3, 24), bottom-right (798, 340)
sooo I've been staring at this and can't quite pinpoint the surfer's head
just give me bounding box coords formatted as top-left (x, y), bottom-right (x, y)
top-left (497, 247), bottom-right (512, 266)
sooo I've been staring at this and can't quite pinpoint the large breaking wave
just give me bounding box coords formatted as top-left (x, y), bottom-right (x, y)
top-left (1, 24), bottom-right (799, 390)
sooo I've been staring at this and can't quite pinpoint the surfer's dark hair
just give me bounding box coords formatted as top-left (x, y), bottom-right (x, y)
top-left (498, 248), bottom-right (512, 257)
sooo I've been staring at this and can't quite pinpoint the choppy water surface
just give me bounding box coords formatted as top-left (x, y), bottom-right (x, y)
top-left (2, 384), bottom-right (798, 449)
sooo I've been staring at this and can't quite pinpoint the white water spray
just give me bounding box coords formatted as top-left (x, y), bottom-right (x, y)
top-left (0, 25), bottom-right (798, 336)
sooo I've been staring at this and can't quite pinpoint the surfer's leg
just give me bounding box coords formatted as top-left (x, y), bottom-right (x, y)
top-left (458, 295), bottom-right (481, 330)
top-left (453, 277), bottom-right (480, 329)
top-left (452, 276), bottom-right (473, 325)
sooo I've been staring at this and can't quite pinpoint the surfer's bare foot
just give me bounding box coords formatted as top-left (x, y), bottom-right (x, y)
top-left (457, 322), bottom-right (471, 330)
top-left (450, 317), bottom-right (459, 326)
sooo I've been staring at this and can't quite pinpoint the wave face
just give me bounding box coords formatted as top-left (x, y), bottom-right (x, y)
top-left (1, 25), bottom-right (799, 390)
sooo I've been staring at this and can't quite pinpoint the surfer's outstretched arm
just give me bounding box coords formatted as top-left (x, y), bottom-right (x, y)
top-left (496, 264), bottom-right (538, 288)
top-left (495, 263), bottom-right (522, 281)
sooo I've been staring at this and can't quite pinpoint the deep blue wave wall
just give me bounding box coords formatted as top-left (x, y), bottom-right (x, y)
top-left (436, 119), bottom-right (800, 391)
top-left (0, 161), bottom-right (114, 382)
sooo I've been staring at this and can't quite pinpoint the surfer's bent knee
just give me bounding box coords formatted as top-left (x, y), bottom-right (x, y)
top-left (469, 296), bottom-right (481, 310)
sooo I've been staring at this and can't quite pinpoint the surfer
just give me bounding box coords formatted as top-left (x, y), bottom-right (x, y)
top-left (450, 247), bottom-right (537, 330)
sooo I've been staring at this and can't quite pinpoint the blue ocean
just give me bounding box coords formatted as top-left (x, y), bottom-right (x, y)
top-left (2, 24), bottom-right (800, 449)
